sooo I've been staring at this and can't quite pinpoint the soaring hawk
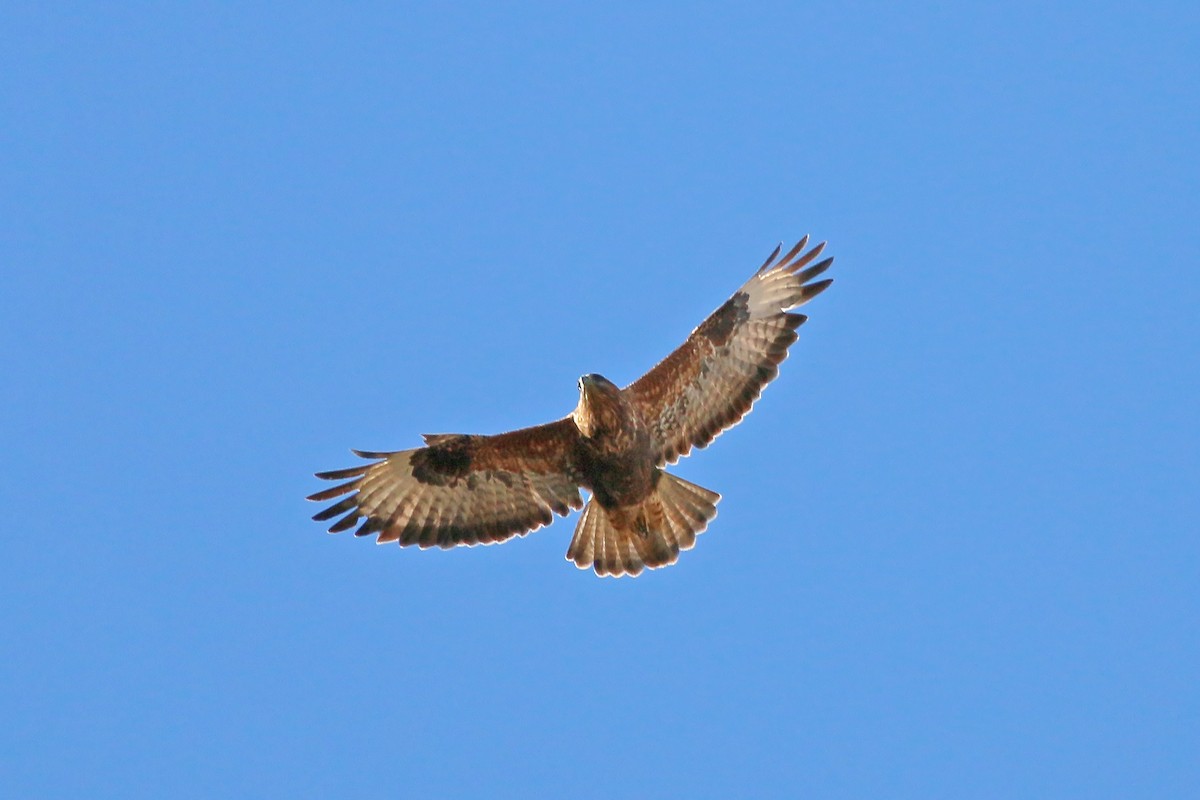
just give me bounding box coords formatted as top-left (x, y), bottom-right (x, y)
top-left (309, 237), bottom-right (833, 577)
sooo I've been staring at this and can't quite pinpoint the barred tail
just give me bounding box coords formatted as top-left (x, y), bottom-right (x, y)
top-left (566, 472), bottom-right (720, 577)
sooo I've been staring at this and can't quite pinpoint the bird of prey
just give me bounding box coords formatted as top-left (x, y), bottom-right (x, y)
top-left (308, 236), bottom-right (833, 577)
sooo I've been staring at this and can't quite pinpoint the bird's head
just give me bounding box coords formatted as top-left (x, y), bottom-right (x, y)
top-left (573, 373), bottom-right (621, 438)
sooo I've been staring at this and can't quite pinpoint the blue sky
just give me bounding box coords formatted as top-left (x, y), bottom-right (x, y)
top-left (3, 2), bottom-right (1198, 797)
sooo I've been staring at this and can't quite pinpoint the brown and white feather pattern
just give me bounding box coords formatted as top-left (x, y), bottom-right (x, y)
top-left (308, 234), bottom-right (833, 576)
top-left (308, 419), bottom-right (584, 548)
top-left (626, 237), bottom-right (833, 465)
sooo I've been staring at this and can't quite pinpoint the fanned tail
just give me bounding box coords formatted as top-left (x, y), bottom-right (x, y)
top-left (566, 472), bottom-right (720, 577)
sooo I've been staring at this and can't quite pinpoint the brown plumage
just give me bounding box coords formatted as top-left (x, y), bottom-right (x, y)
top-left (308, 236), bottom-right (833, 577)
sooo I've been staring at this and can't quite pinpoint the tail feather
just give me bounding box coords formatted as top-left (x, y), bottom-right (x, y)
top-left (566, 472), bottom-right (720, 577)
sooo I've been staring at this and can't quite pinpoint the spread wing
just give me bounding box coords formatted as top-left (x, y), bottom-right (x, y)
top-left (626, 237), bottom-right (833, 465)
top-left (307, 418), bottom-right (585, 548)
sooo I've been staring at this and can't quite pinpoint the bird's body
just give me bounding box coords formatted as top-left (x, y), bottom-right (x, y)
top-left (309, 236), bottom-right (833, 576)
top-left (571, 374), bottom-right (657, 510)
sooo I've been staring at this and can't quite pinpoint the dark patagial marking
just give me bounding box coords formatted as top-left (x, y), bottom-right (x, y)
top-left (698, 292), bottom-right (750, 347)
top-left (412, 435), bottom-right (474, 486)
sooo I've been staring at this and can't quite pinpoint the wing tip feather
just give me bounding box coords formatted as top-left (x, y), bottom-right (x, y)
top-left (800, 278), bottom-right (834, 302)
top-left (756, 242), bottom-right (784, 273)
top-left (351, 448), bottom-right (392, 459)
top-left (327, 510), bottom-right (362, 533)
top-left (779, 235), bottom-right (811, 266)
top-left (306, 480), bottom-right (359, 502)
top-left (313, 465), bottom-right (369, 481)
top-left (797, 256), bottom-right (834, 284)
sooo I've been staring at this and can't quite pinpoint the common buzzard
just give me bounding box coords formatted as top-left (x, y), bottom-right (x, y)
top-left (309, 237), bottom-right (833, 577)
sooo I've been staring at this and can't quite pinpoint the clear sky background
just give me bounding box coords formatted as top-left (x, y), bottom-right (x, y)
top-left (3, 3), bottom-right (1197, 798)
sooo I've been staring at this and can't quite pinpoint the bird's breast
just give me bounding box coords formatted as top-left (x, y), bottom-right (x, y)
top-left (574, 427), bottom-right (657, 510)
